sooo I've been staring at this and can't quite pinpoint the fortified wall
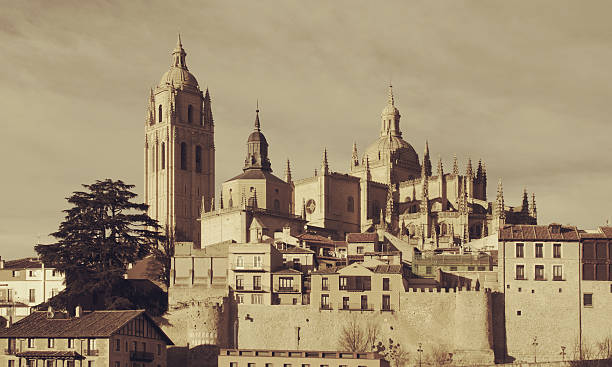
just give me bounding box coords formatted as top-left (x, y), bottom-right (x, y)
top-left (235, 288), bottom-right (494, 366)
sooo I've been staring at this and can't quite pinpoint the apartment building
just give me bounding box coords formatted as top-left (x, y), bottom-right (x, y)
top-left (218, 349), bottom-right (389, 367)
top-left (228, 243), bottom-right (284, 305)
top-left (310, 260), bottom-right (404, 312)
top-left (0, 308), bottom-right (173, 367)
top-left (499, 224), bottom-right (581, 362)
top-left (271, 269), bottom-right (303, 305)
top-left (0, 257), bottom-right (65, 320)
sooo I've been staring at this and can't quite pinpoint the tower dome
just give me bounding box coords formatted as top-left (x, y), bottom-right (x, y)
top-left (244, 107), bottom-right (271, 172)
top-left (159, 35), bottom-right (199, 90)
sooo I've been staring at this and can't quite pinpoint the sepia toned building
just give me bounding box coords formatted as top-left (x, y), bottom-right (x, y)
top-left (218, 349), bottom-right (389, 367)
top-left (0, 309), bottom-right (173, 367)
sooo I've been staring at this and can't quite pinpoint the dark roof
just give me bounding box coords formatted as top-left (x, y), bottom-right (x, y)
top-left (16, 351), bottom-right (84, 360)
top-left (3, 258), bottom-right (43, 269)
top-left (499, 225), bottom-right (579, 241)
top-left (273, 268), bottom-right (302, 275)
top-left (332, 241), bottom-right (348, 247)
top-left (225, 169), bottom-right (287, 185)
top-left (372, 265), bottom-right (402, 274)
top-left (346, 233), bottom-right (378, 243)
top-left (297, 233), bottom-right (335, 245)
top-left (279, 247), bottom-right (314, 254)
top-left (0, 310), bottom-right (173, 344)
top-left (580, 226), bottom-right (612, 240)
top-left (312, 265), bottom-right (345, 274)
top-left (601, 227), bottom-right (612, 237)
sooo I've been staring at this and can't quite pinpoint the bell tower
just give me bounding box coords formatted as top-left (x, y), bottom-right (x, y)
top-left (145, 35), bottom-right (214, 246)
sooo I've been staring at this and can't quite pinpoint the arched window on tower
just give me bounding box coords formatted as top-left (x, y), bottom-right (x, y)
top-left (347, 196), bottom-right (354, 212)
top-left (158, 105), bottom-right (162, 123)
top-left (180, 142), bottom-right (187, 170)
top-left (195, 145), bottom-right (202, 173)
top-left (161, 142), bottom-right (166, 170)
top-left (188, 105), bottom-right (193, 123)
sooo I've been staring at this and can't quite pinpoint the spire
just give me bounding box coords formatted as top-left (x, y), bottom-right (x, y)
top-left (387, 84), bottom-right (395, 106)
top-left (437, 156), bottom-right (443, 176)
top-left (495, 178), bottom-right (505, 219)
top-left (203, 88), bottom-right (214, 126)
top-left (244, 104), bottom-right (271, 172)
top-left (452, 154), bottom-right (459, 175)
top-left (421, 163), bottom-right (429, 213)
top-left (530, 193), bottom-right (537, 219)
top-left (466, 158), bottom-right (474, 179)
top-left (365, 156), bottom-right (371, 181)
top-left (321, 148), bottom-right (329, 175)
top-left (381, 84), bottom-right (401, 137)
top-left (285, 159), bottom-right (292, 183)
top-left (254, 102), bottom-right (261, 131)
top-left (476, 160), bottom-right (483, 181)
top-left (171, 33), bottom-right (187, 69)
top-left (351, 141), bottom-right (359, 167)
top-left (422, 141), bottom-right (432, 177)
top-left (482, 162), bottom-right (487, 200)
top-left (521, 188), bottom-right (529, 214)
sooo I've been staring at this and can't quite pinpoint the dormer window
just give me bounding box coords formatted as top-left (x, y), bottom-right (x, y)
top-left (549, 224), bottom-right (561, 234)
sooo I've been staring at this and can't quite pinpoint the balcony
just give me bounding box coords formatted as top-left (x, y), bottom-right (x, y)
top-left (338, 303), bottom-right (375, 311)
top-left (232, 263), bottom-right (266, 271)
top-left (85, 350), bottom-right (99, 356)
top-left (130, 351), bottom-right (155, 362)
top-left (553, 276), bottom-right (564, 281)
top-left (275, 287), bottom-right (300, 293)
top-left (339, 286), bottom-right (371, 292)
top-left (4, 348), bottom-right (18, 355)
top-left (319, 304), bottom-right (332, 310)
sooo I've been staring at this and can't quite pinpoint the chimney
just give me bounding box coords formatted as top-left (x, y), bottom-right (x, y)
top-left (47, 306), bottom-right (54, 319)
top-left (6, 315), bottom-right (13, 328)
top-left (0, 256), bottom-right (4, 269)
top-left (75, 305), bottom-right (82, 318)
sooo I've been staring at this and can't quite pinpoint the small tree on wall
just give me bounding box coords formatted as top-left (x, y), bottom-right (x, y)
top-left (337, 316), bottom-right (380, 353)
top-left (374, 338), bottom-right (410, 367)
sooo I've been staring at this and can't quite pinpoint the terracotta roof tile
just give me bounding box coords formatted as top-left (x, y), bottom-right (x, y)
top-left (312, 265), bottom-right (345, 274)
top-left (296, 234), bottom-right (335, 245)
top-left (3, 258), bottom-right (44, 269)
top-left (373, 265), bottom-right (402, 274)
top-left (499, 225), bottom-right (579, 241)
top-left (346, 233), bottom-right (378, 243)
top-left (0, 310), bottom-right (173, 344)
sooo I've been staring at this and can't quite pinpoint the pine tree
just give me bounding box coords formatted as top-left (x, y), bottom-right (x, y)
top-left (35, 179), bottom-right (163, 312)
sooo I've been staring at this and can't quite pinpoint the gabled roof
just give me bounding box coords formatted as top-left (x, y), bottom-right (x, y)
top-left (580, 226), bottom-right (612, 239)
top-left (0, 310), bottom-right (173, 344)
top-left (346, 233), bottom-right (378, 243)
top-left (499, 225), bottom-right (579, 241)
top-left (225, 170), bottom-right (287, 185)
top-left (296, 233), bottom-right (335, 245)
top-left (273, 268), bottom-right (303, 275)
top-left (279, 246), bottom-right (314, 254)
top-left (3, 258), bottom-right (44, 270)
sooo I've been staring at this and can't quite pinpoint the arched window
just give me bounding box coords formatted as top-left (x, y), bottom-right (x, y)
top-left (274, 199), bottom-right (281, 211)
top-left (180, 142), bottom-right (187, 170)
top-left (195, 145), bottom-right (202, 173)
top-left (188, 105), bottom-right (193, 123)
top-left (161, 142), bottom-right (165, 169)
top-left (347, 196), bottom-right (354, 212)
top-left (441, 223), bottom-right (447, 236)
top-left (158, 105), bottom-right (162, 123)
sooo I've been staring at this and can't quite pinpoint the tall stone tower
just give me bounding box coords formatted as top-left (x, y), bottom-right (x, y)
top-left (145, 36), bottom-right (214, 246)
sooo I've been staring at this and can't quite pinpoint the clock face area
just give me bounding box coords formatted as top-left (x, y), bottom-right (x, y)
top-left (306, 199), bottom-right (316, 214)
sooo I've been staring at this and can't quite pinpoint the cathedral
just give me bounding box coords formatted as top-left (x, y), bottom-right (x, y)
top-left (145, 37), bottom-right (537, 250)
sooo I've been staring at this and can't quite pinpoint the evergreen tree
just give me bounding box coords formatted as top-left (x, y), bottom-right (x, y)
top-left (35, 179), bottom-right (164, 312)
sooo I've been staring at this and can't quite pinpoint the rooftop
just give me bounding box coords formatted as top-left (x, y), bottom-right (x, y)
top-left (346, 233), bottom-right (378, 243)
top-left (499, 224), bottom-right (580, 241)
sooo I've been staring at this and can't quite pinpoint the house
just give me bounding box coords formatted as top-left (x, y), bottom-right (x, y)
top-left (0, 308), bottom-right (173, 367)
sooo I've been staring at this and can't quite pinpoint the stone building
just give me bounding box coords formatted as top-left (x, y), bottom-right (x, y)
top-left (218, 349), bottom-right (389, 367)
top-left (0, 257), bottom-right (65, 321)
top-left (145, 35), bottom-right (215, 246)
top-left (0, 309), bottom-right (173, 367)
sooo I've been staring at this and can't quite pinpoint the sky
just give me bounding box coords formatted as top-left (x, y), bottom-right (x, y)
top-left (1, 0), bottom-right (611, 260)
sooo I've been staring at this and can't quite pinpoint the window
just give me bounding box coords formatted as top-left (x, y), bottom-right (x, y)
top-left (356, 246), bottom-right (364, 254)
top-left (283, 364), bottom-right (291, 367)
top-left (132, 341), bottom-right (137, 351)
top-left (161, 142), bottom-right (165, 169)
top-left (342, 296), bottom-right (349, 310)
top-left (477, 266), bottom-right (486, 271)
top-left (248, 363), bottom-right (256, 367)
top-left (449, 266), bottom-right (458, 271)
top-left (360, 295), bottom-right (368, 310)
top-left (88, 339), bottom-right (96, 351)
top-left (382, 295), bottom-right (391, 311)
top-left (584, 264), bottom-right (595, 280)
top-left (188, 105), bottom-right (193, 123)
top-left (158, 105), bottom-right (162, 122)
top-left (516, 243), bottom-right (524, 258)
top-left (339, 276), bottom-right (347, 290)
top-left (29, 270), bottom-right (33, 277)
top-left (302, 364), bottom-right (310, 367)
top-left (29, 289), bottom-right (35, 303)
top-left (88, 361), bottom-right (94, 367)
top-left (27, 338), bottom-right (34, 348)
top-left (251, 294), bottom-right (263, 304)
top-left (235, 275), bottom-right (244, 290)
top-left (115, 338), bottom-right (120, 351)
top-left (236, 256), bottom-right (244, 268)
top-left (230, 363), bottom-right (238, 367)
top-left (467, 266), bottom-right (475, 271)
top-left (180, 142), bottom-right (187, 170)
top-left (253, 276), bottom-right (261, 290)
top-left (382, 278), bottom-right (390, 291)
top-left (48, 338), bottom-right (54, 348)
top-left (157, 344), bottom-right (161, 355)
top-left (515, 265), bottom-right (525, 280)
top-left (535, 265), bottom-right (545, 280)
top-left (583, 293), bottom-right (593, 307)
top-left (46, 361), bottom-right (53, 367)
top-left (553, 244), bottom-right (561, 258)
top-left (347, 196), bottom-right (354, 212)
top-left (115, 363), bottom-right (120, 367)
top-left (279, 277), bottom-right (294, 290)
top-left (67, 338), bottom-right (73, 348)
top-left (265, 364), bottom-right (272, 367)
top-left (253, 255), bottom-right (262, 268)
top-left (517, 310), bottom-right (521, 316)
top-left (195, 146), bottom-right (202, 173)
top-left (596, 264), bottom-right (607, 281)
top-left (426, 266), bottom-right (432, 275)
top-left (322, 277), bottom-right (329, 291)
top-left (11, 271), bottom-right (19, 277)
top-left (236, 294), bottom-right (244, 304)
top-left (553, 265), bottom-right (563, 280)
top-left (9, 361), bottom-right (15, 367)
top-left (535, 243), bottom-right (543, 258)
top-left (67, 362), bottom-right (74, 367)
top-left (321, 294), bottom-right (330, 309)
top-left (274, 199), bottom-right (280, 211)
